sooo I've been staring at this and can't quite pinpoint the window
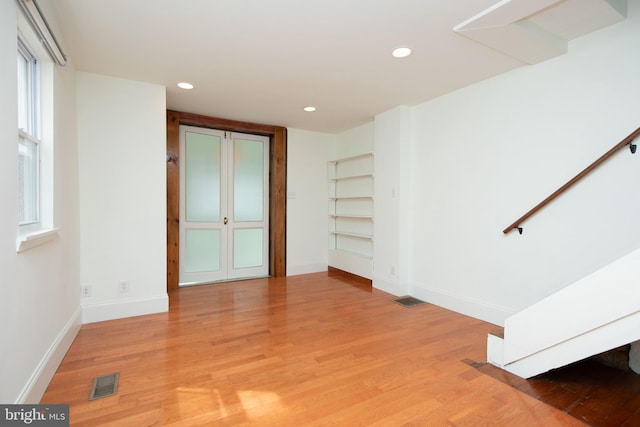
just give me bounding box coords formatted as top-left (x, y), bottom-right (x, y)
top-left (17, 38), bottom-right (40, 230)
top-left (16, 6), bottom-right (58, 252)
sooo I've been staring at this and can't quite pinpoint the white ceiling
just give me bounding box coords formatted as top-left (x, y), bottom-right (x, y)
top-left (48, 0), bottom-right (626, 133)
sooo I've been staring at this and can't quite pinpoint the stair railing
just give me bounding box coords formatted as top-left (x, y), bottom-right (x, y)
top-left (504, 126), bottom-right (640, 234)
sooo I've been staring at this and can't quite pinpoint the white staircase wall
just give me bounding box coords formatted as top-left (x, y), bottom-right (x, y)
top-left (491, 247), bottom-right (640, 377)
top-left (503, 310), bottom-right (640, 378)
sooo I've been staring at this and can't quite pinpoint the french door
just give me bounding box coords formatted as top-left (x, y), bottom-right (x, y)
top-left (179, 125), bottom-right (269, 285)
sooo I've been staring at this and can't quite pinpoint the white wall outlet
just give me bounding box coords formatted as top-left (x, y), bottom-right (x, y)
top-left (119, 280), bottom-right (130, 293)
top-left (81, 286), bottom-right (91, 298)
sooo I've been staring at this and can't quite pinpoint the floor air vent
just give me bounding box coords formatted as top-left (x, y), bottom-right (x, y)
top-left (393, 296), bottom-right (427, 307)
top-left (89, 372), bottom-right (119, 400)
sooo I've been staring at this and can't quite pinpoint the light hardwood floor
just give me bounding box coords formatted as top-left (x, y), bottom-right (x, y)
top-left (42, 272), bottom-right (586, 426)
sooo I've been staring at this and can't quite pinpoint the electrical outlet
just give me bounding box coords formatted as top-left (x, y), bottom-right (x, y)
top-left (119, 280), bottom-right (130, 293)
top-left (81, 286), bottom-right (91, 298)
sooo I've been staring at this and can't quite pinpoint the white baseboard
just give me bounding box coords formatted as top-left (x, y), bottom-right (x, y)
top-left (372, 277), bottom-right (409, 297)
top-left (18, 306), bottom-right (82, 403)
top-left (82, 294), bottom-right (169, 324)
top-left (410, 284), bottom-right (514, 326)
top-left (286, 263), bottom-right (328, 276)
top-left (328, 250), bottom-right (372, 280)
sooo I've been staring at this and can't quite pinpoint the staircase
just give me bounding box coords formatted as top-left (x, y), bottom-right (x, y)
top-left (487, 247), bottom-right (640, 378)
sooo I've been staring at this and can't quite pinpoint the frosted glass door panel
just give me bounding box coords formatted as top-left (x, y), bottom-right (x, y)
top-left (185, 131), bottom-right (221, 222)
top-left (233, 228), bottom-right (263, 269)
top-left (185, 229), bottom-right (220, 272)
top-left (180, 126), bottom-right (269, 285)
top-left (233, 139), bottom-right (264, 222)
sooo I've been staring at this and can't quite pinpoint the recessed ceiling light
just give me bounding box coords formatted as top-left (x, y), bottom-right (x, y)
top-left (177, 82), bottom-right (194, 90)
top-left (303, 106), bottom-right (316, 112)
top-left (391, 47), bottom-right (412, 58)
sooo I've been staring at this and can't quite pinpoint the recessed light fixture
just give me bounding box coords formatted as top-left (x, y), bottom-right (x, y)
top-left (177, 82), bottom-right (194, 90)
top-left (391, 47), bottom-right (412, 58)
top-left (303, 106), bottom-right (317, 112)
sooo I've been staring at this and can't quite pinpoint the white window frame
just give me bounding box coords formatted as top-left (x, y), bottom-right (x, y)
top-left (18, 37), bottom-right (40, 230)
top-left (16, 10), bottom-right (58, 252)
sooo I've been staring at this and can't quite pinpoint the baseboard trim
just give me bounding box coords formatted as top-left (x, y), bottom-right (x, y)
top-left (410, 284), bottom-right (514, 326)
top-left (329, 266), bottom-right (372, 285)
top-left (82, 294), bottom-right (169, 324)
top-left (286, 263), bottom-right (328, 276)
top-left (372, 277), bottom-right (409, 297)
top-left (18, 306), bottom-right (82, 403)
top-left (327, 250), bottom-right (372, 280)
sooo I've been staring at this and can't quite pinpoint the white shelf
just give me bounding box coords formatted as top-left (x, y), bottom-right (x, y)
top-left (328, 152), bottom-right (374, 164)
top-left (330, 231), bottom-right (373, 240)
top-left (328, 152), bottom-right (374, 277)
top-left (329, 173), bottom-right (374, 182)
top-left (329, 196), bottom-right (373, 200)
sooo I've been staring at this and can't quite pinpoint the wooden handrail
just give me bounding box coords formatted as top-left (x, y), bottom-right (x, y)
top-left (503, 126), bottom-right (640, 234)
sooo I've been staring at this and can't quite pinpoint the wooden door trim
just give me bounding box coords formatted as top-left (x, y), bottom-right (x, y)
top-left (166, 110), bottom-right (287, 291)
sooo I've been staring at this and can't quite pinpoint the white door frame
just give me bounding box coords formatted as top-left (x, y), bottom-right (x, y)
top-left (178, 125), bottom-right (269, 285)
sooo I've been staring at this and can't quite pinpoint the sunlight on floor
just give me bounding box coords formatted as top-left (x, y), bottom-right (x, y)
top-left (237, 389), bottom-right (284, 419)
top-left (176, 387), bottom-right (228, 419)
top-left (175, 387), bottom-right (283, 421)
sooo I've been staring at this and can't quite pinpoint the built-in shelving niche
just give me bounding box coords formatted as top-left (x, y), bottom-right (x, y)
top-left (328, 152), bottom-right (374, 279)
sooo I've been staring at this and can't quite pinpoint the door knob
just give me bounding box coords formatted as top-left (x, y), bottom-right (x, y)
top-left (224, 217), bottom-right (228, 225)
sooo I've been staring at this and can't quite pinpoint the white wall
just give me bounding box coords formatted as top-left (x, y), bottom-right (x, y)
top-left (0, 1), bottom-right (81, 403)
top-left (374, 107), bottom-right (411, 295)
top-left (286, 128), bottom-right (333, 275)
top-left (334, 122), bottom-right (374, 159)
top-left (403, 2), bottom-right (640, 325)
top-left (77, 72), bottom-right (168, 323)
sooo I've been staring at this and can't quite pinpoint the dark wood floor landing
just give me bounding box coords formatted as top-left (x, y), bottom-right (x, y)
top-left (467, 358), bottom-right (640, 427)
